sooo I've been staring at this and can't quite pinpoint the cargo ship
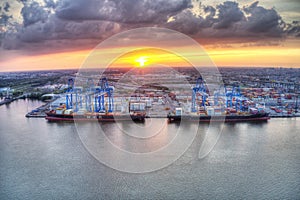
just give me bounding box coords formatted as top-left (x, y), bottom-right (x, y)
top-left (168, 78), bottom-right (271, 123)
top-left (46, 110), bottom-right (146, 122)
top-left (45, 105), bottom-right (146, 122)
top-left (167, 107), bottom-right (270, 123)
top-left (46, 112), bottom-right (146, 122)
top-left (45, 77), bottom-right (149, 122)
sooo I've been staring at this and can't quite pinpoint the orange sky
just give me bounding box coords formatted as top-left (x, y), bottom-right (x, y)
top-left (0, 40), bottom-right (299, 72)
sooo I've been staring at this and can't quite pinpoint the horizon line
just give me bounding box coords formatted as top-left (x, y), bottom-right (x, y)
top-left (0, 65), bottom-right (299, 73)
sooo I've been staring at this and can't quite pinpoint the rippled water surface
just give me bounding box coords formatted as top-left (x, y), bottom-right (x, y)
top-left (0, 100), bottom-right (299, 199)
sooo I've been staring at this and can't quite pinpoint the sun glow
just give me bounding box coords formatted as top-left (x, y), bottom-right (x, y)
top-left (135, 56), bottom-right (148, 67)
top-left (107, 48), bottom-right (197, 68)
top-left (3, 44), bottom-right (299, 72)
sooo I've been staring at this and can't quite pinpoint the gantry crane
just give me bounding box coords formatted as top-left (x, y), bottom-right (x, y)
top-left (66, 77), bottom-right (114, 113)
top-left (65, 78), bottom-right (83, 112)
top-left (191, 77), bottom-right (208, 112)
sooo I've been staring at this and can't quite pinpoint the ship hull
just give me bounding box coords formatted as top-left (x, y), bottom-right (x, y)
top-left (167, 113), bottom-right (270, 123)
top-left (45, 112), bottom-right (145, 122)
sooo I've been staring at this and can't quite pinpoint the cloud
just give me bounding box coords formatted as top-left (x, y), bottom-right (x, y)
top-left (165, 10), bottom-right (203, 35)
top-left (243, 1), bottom-right (284, 36)
top-left (21, 1), bottom-right (49, 27)
top-left (2, 14), bottom-right (120, 50)
top-left (3, 2), bottom-right (10, 12)
top-left (0, 0), bottom-right (299, 52)
top-left (213, 1), bottom-right (244, 29)
top-left (56, 0), bottom-right (192, 24)
top-left (166, 1), bottom-right (296, 43)
top-left (0, 13), bottom-right (12, 26)
top-left (44, 0), bottom-right (57, 9)
top-left (286, 21), bottom-right (300, 37)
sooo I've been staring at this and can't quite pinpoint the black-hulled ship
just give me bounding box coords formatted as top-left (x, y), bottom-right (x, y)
top-left (167, 112), bottom-right (270, 123)
top-left (168, 106), bottom-right (270, 123)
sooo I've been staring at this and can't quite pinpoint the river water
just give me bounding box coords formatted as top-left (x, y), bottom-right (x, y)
top-left (0, 100), bottom-right (299, 199)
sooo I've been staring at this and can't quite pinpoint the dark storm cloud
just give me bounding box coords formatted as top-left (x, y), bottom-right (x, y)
top-left (1, 0), bottom-right (120, 49)
top-left (44, 0), bottom-right (57, 9)
top-left (0, 13), bottom-right (12, 25)
top-left (214, 1), bottom-right (244, 29)
top-left (0, 2), bottom-right (12, 48)
top-left (17, 0), bottom-right (28, 3)
top-left (165, 10), bottom-right (203, 35)
top-left (4, 2), bottom-right (10, 12)
top-left (21, 1), bottom-right (49, 27)
top-left (56, 0), bottom-right (192, 23)
top-left (166, 1), bottom-right (247, 38)
top-left (0, 0), bottom-right (300, 51)
top-left (2, 14), bottom-right (120, 48)
top-left (286, 21), bottom-right (300, 37)
top-left (243, 1), bottom-right (284, 35)
top-left (166, 1), bottom-right (297, 42)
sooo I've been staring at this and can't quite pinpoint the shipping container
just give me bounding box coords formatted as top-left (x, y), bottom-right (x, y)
top-left (175, 108), bottom-right (182, 116)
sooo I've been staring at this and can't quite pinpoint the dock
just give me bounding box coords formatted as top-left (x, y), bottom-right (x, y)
top-left (0, 98), bottom-right (17, 106)
top-left (25, 102), bottom-right (51, 118)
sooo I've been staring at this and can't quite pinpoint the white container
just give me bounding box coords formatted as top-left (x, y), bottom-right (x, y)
top-left (206, 107), bottom-right (215, 116)
top-left (214, 111), bottom-right (222, 116)
top-left (130, 102), bottom-right (146, 111)
top-left (145, 100), bottom-right (152, 107)
top-left (77, 108), bottom-right (86, 115)
top-left (64, 109), bottom-right (73, 115)
top-left (175, 108), bottom-right (182, 116)
top-left (130, 103), bottom-right (138, 111)
top-left (130, 103), bottom-right (135, 111)
top-left (140, 103), bottom-right (146, 111)
top-left (114, 103), bottom-right (122, 111)
top-left (55, 109), bottom-right (64, 115)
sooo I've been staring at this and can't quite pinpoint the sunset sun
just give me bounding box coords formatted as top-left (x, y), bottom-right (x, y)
top-left (135, 56), bottom-right (148, 67)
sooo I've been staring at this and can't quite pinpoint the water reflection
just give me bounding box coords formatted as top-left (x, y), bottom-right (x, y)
top-left (1, 100), bottom-right (300, 198)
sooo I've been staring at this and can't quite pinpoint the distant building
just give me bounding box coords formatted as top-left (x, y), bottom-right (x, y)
top-left (0, 87), bottom-right (14, 96)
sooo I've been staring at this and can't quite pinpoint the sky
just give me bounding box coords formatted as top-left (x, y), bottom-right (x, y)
top-left (0, 0), bottom-right (299, 72)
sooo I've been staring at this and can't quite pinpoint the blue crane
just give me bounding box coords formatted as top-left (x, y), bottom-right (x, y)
top-left (66, 78), bottom-right (74, 109)
top-left (214, 85), bottom-right (225, 106)
top-left (191, 77), bottom-right (208, 112)
top-left (225, 86), bottom-right (233, 108)
top-left (94, 77), bottom-right (114, 113)
top-left (85, 78), bottom-right (94, 112)
top-left (66, 77), bottom-right (114, 113)
top-left (225, 84), bottom-right (243, 111)
top-left (73, 87), bottom-right (83, 112)
top-left (100, 77), bottom-right (114, 113)
top-left (232, 85), bottom-right (243, 111)
top-left (65, 78), bottom-right (83, 112)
